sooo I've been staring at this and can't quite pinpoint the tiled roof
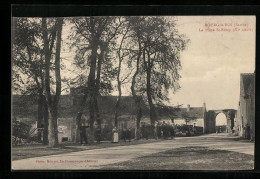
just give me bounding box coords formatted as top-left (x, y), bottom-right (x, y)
top-left (12, 95), bottom-right (150, 118)
top-left (156, 105), bottom-right (204, 119)
top-left (12, 95), bottom-right (74, 118)
top-left (12, 95), bottom-right (205, 120)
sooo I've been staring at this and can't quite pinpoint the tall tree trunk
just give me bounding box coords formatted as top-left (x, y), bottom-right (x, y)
top-left (114, 61), bottom-right (122, 128)
top-left (131, 40), bottom-right (142, 140)
top-left (114, 27), bottom-right (129, 128)
top-left (131, 73), bottom-right (142, 140)
top-left (114, 82), bottom-right (121, 127)
top-left (48, 108), bottom-right (59, 147)
top-left (50, 17), bottom-right (63, 147)
top-left (43, 98), bottom-right (49, 145)
top-left (146, 68), bottom-right (157, 126)
top-left (37, 94), bottom-right (44, 142)
top-left (88, 96), bottom-right (95, 144)
top-left (135, 96), bottom-right (142, 140)
top-left (39, 53), bottom-right (49, 144)
top-left (42, 17), bottom-right (63, 147)
top-left (75, 111), bottom-right (83, 143)
top-left (94, 98), bottom-right (101, 131)
top-left (87, 36), bottom-right (99, 144)
top-left (145, 51), bottom-right (157, 127)
top-left (42, 18), bottom-right (56, 147)
top-left (95, 42), bottom-right (107, 137)
top-left (74, 87), bottom-right (89, 142)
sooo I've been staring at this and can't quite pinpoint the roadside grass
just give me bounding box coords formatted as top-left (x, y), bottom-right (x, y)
top-left (100, 146), bottom-right (254, 170)
top-left (12, 138), bottom-right (165, 161)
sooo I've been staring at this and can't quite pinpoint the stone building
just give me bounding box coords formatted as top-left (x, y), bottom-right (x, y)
top-left (205, 109), bottom-right (236, 134)
top-left (234, 73), bottom-right (255, 140)
top-left (13, 83), bottom-right (242, 142)
top-left (13, 90), bottom-right (209, 142)
top-left (12, 95), bottom-right (74, 143)
top-left (12, 94), bottom-right (147, 142)
top-left (156, 103), bottom-right (207, 129)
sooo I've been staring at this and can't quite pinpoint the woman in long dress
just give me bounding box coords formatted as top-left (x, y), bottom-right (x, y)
top-left (112, 127), bottom-right (118, 143)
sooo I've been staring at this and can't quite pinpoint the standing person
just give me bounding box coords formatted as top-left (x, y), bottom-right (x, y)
top-left (162, 121), bottom-right (166, 139)
top-left (166, 124), bottom-right (170, 139)
top-left (246, 124), bottom-right (250, 139)
top-left (127, 128), bottom-right (131, 142)
top-left (157, 122), bottom-right (161, 139)
top-left (145, 125), bottom-right (149, 140)
top-left (141, 123), bottom-right (145, 139)
top-left (170, 125), bottom-right (175, 139)
top-left (80, 124), bottom-right (89, 145)
top-left (122, 128), bottom-right (127, 142)
top-left (187, 126), bottom-right (191, 136)
top-left (154, 122), bottom-right (158, 139)
top-left (112, 126), bottom-right (119, 143)
top-left (167, 121), bottom-right (171, 138)
top-left (96, 127), bottom-right (101, 144)
top-left (141, 123), bottom-right (149, 140)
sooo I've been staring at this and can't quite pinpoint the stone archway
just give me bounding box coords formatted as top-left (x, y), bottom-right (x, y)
top-left (215, 112), bottom-right (227, 133)
top-left (204, 109), bottom-right (236, 133)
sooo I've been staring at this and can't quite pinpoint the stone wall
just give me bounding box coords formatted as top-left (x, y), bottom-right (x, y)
top-left (205, 111), bottom-right (216, 133)
top-left (205, 110), bottom-right (236, 134)
top-left (235, 73), bottom-right (255, 140)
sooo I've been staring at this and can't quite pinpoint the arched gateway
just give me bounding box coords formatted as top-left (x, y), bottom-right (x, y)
top-left (204, 109), bottom-right (236, 133)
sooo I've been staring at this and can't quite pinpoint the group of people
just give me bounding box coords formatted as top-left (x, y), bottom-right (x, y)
top-left (140, 121), bottom-right (175, 140)
top-left (112, 127), bottom-right (132, 142)
top-left (79, 121), bottom-right (176, 144)
top-left (156, 121), bottom-right (175, 139)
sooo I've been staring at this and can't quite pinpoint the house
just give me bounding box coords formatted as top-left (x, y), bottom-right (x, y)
top-left (11, 91), bottom-right (156, 142)
top-left (12, 95), bottom-right (75, 142)
top-left (157, 103), bottom-right (207, 128)
top-left (12, 86), bottom-right (208, 142)
top-left (234, 72), bottom-right (255, 140)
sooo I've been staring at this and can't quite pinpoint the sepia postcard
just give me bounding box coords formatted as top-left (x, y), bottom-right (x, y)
top-left (11, 14), bottom-right (255, 170)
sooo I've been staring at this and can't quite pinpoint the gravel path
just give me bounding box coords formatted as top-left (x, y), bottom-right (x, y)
top-left (12, 133), bottom-right (254, 170)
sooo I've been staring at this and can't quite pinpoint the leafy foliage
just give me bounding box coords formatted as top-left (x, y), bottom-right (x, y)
top-left (180, 111), bottom-right (197, 124)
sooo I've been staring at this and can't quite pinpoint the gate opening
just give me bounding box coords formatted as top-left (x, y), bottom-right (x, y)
top-left (215, 113), bottom-right (227, 133)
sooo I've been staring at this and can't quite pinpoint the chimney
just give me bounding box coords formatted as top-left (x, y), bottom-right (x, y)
top-left (203, 102), bottom-right (207, 112)
top-left (187, 104), bottom-right (190, 112)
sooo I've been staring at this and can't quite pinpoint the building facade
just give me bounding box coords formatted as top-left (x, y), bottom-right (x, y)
top-left (234, 73), bottom-right (255, 140)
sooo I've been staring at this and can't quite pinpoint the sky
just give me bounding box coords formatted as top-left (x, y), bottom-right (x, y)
top-left (60, 16), bottom-right (255, 111)
top-left (216, 113), bottom-right (227, 126)
top-left (167, 16), bottom-right (255, 110)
